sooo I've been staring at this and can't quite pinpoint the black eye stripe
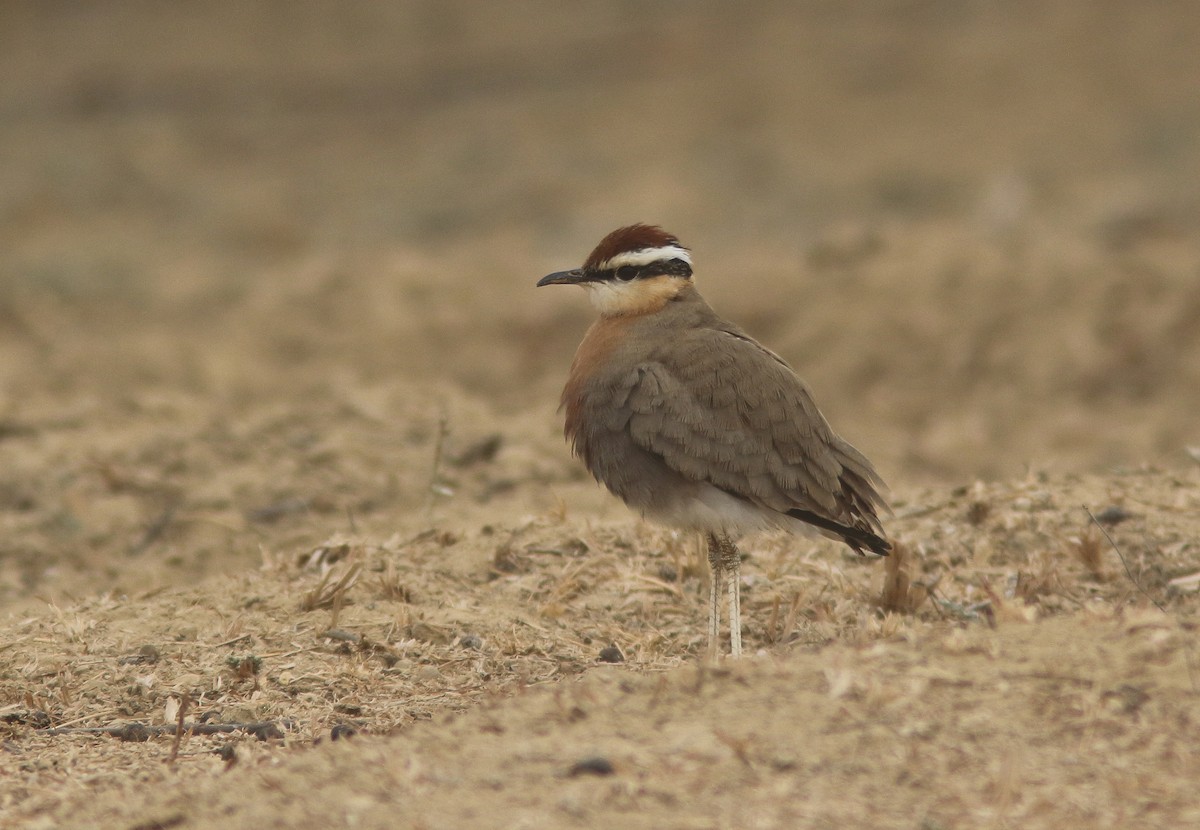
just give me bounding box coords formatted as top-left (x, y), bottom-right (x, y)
top-left (662, 257), bottom-right (692, 278)
top-left (605, 258), bottom-right (693, 282)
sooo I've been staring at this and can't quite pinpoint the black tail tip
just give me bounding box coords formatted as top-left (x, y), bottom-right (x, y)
top-left (848, 532), bottom-right (892, 557)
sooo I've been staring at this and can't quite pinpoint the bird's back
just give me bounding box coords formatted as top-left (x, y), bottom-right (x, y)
top-left (563, 284), bottom-right (889, 553)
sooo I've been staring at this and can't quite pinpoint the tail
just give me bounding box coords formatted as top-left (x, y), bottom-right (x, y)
top-left (785, 507), bottom-right (891, 556)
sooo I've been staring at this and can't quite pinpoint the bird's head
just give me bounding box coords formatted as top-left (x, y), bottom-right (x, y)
top-left (537, 224), bottom-right (693, 316)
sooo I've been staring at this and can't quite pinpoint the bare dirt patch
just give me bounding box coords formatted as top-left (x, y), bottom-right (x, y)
top-left (2, 3), bottom-right (1199, 828)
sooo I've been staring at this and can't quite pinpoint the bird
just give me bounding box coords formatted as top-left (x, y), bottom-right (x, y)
top-left (537, 224), bottom-right (890, 658)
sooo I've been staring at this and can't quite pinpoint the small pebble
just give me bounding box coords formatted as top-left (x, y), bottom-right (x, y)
top-left (250, 722), bottom-right (286, 741)
top-left (330, 723), bottom-right (357, 741)
top-left (416, 665), bottom-right (442, 682)
top-left (118, 645), bottom-right (161, 666)
top-left (139, 644), bottom-right (161, 662)
top-left (598, 645), bottom-right (624, 664)
top-left (114, 723), bottom-right (152, 742)
top-left (569, 756), bottom-right (615, 777)
top-left (1095, 505), bottom-right (1134, 525)
top-left (966, 501), bottom-right (990, 526)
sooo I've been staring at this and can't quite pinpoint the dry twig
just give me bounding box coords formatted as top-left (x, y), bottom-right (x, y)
top-left (425, 411), bottom-right (451, 514)
top-left (300, 561), bottom-right (363, 613)
top-left (166, 693), bottom-right (190, 764)
top-left (47, 719), bottom-right (294, 741)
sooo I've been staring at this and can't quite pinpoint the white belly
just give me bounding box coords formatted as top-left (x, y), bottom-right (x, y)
top-left (641, 481), bottom-right (822, 541)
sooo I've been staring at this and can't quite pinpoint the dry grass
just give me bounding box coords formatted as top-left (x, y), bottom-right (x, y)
top-left (3, 2), bottom-right (1200, 827)
top-left (3, 436), bottom-right (1199, 828)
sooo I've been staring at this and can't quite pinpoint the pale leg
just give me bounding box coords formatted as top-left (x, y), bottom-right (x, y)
top-left (707, 533), bottom-right (743, 658)
top-left (706, 534), bottom-right (723, 660)
top-left (726, 555), bottom-right (742, 658)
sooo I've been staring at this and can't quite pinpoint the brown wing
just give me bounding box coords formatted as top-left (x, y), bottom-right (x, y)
top-left (625, 327), bottom-right (890, 552)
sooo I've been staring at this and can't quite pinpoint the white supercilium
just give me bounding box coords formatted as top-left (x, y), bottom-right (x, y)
top-left (595, 245), bottom-right (692, 271)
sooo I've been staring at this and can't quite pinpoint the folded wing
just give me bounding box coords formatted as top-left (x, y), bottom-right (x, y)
top-left (625, 328), bottom-right (890, 554)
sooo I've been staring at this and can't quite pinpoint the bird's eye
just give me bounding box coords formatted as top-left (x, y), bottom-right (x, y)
top-left (615, 266), bottom-right (638, 282)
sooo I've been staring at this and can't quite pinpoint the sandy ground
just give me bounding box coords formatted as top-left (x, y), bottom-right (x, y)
top-left (2, 2), bottom-right (1199, 828)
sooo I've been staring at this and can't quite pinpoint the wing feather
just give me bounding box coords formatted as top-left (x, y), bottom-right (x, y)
top-left (625, 327), bottom-right (889, 544)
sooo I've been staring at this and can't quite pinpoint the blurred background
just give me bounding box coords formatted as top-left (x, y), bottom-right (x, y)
top-left (1, 1), bottom-right (1198, 604)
